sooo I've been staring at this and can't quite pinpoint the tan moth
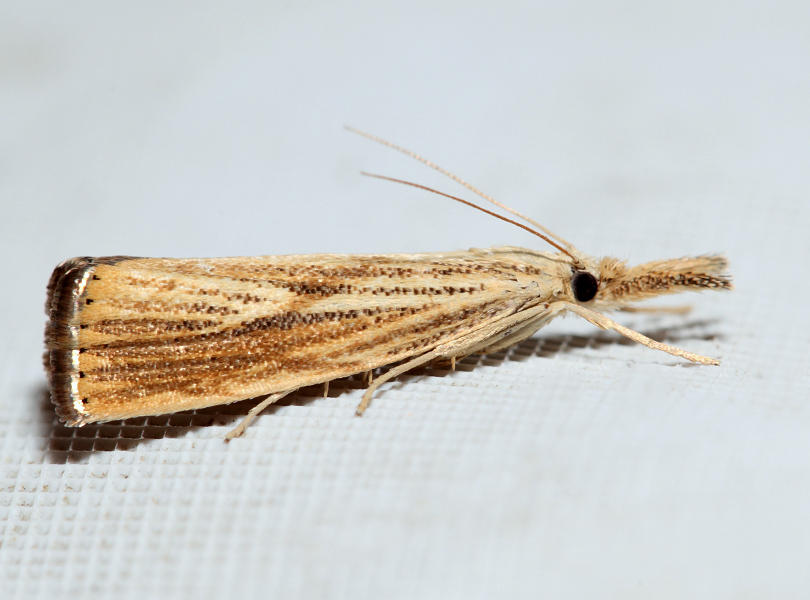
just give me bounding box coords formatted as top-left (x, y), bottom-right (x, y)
top-left (44, 129), bottom-right (731, 439)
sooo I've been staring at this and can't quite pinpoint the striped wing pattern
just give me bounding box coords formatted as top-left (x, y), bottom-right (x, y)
top-left (45, 250), bottom-right (556, 424)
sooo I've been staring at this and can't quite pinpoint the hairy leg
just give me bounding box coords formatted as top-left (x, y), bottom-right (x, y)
top-left (225, 389), bottom-right (298, 440)
top-left (560, 301), bottom-right (719, 365)
top-left (355, 303), bottom-right (553, 415)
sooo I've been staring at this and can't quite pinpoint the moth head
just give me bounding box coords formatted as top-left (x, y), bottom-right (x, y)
top-left (568, 255), bottom-right (732, 309)
top-left (346, 129), bottom-right (732, 314)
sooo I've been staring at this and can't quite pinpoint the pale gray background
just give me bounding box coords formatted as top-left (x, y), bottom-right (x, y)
top-left (2, 1), bottom-right (808, 598)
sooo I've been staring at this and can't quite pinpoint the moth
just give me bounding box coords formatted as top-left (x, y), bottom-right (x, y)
top-left (44, 128), bottom-right (731, 439)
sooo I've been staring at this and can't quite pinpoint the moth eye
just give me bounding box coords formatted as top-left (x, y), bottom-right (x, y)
top-left (572, 271), bottom-right (598, 302)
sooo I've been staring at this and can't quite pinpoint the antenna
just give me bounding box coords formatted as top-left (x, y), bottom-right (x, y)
top-left (346, 126), bottom-right (577, 250)
top-left (361, 172), bottom-right (577, 262)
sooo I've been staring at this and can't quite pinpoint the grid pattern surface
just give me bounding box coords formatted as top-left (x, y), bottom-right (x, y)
top-left (2, 2), bottom-right (809, 598)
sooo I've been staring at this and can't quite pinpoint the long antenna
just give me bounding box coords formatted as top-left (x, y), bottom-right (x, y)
top-left (361, 172), bottom-right (577, 261)
top-left (346, 126), bottom-right (576, 250)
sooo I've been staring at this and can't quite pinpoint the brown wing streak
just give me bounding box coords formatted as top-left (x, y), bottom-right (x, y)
top-left (46, 253), bottom-right (544, 424)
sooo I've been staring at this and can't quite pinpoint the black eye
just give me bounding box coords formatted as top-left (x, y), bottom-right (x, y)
top-left (572, 271), bottom-right (598, 302)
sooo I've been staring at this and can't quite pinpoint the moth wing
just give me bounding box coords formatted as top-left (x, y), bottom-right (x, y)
top-left (45, 253), bottom-right (548, 424)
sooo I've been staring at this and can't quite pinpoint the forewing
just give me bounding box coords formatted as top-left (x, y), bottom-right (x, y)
top-left (45, 252), bottom-right (543, 424)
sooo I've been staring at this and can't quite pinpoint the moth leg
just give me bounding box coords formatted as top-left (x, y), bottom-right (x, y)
top-left (470, 313), bottom-right (555, 356)
top-left (355, 349), bottom-right (444, 416)
top-left (559, 301), bottom-right (719, 365)
top-left (323, 380), bottom-right (330, 398)
top-left (355, 303), bottom-right (553, 416)
top-left (225, 389), bottom-right (298, 440)
top-left (620, 305), bottom-right (692, 315)
top-left (462, 301), bottom-right (571, 357)
top-left (428, 356), bottom-right (456, 370)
